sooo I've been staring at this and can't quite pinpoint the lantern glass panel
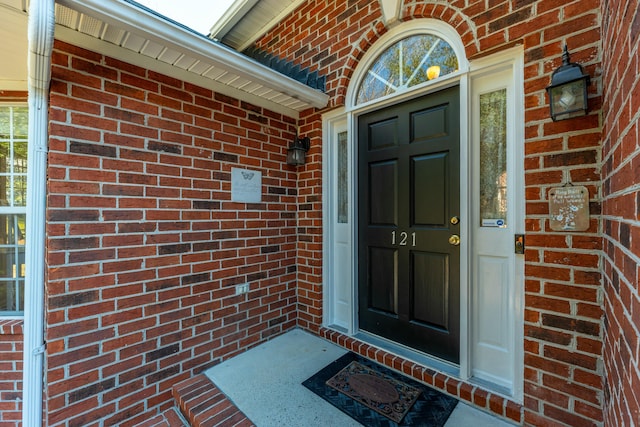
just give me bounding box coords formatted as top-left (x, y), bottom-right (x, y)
top-left (549, 79), bottom-right (587, 120)
top-left (287, 147), bottom-right (306, 165)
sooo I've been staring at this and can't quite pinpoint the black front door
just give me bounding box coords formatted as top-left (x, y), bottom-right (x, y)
top-left (358, 86), bottom-right (460, 363)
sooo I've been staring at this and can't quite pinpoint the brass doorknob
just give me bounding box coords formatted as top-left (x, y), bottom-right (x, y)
top-left (449, 235), bottom-right (460, 246)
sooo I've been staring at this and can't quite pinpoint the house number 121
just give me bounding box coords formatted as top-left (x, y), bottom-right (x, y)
top-left (391, 231), bottom-right (416, 246)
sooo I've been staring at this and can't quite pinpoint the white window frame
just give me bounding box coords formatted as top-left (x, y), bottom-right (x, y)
top-left (0, 104), bottom-right (28, 317)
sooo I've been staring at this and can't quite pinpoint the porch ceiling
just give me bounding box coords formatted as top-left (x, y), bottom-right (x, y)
top-left (0, 0), bottom-right (328, 117)
top-left (0, 0), bottom-right (28, 90)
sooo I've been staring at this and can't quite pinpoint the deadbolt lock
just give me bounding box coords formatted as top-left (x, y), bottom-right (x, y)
top-left (450, 216), bottom-right (459, 225)
top-left (515, 234), bottom-right (525, 254)
top-left (448, 235), bottom-right (460, 246)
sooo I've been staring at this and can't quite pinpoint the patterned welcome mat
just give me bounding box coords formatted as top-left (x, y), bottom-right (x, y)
top-left (303, 352), bottom-right (458, 426)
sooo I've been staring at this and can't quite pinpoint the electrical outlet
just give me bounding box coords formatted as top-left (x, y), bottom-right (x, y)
top-left (235, 283), bottom-right (250, 295)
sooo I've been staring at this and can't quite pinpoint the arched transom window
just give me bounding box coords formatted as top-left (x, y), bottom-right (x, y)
top-left (356, 34), bottom-right (459, 104)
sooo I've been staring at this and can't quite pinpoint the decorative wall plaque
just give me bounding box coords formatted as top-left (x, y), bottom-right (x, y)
top-left (231, 167), bottom-right (262, 203)
top-left (549, 185), bottom-right (589, 231)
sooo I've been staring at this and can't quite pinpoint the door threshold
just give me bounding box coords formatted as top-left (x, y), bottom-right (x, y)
top-left (353, 329), bottom-right (515, 399)
top-left (354, 330), bottom-right (460, 379)
top-left (468, 375), bottom-right (513, 399)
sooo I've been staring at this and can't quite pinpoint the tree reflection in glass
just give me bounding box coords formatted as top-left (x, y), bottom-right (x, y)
top-left (479, 89), bottom-right (508, 226)
top-left (357, 34), bottom-right (458, 104)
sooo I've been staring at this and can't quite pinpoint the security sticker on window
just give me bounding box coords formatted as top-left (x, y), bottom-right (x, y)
top-left (482, 218), bottom-right (506, 228)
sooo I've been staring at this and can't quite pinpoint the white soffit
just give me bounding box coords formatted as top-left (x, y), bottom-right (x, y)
top-left (0, 1), bottom-right (29, 90)
top-left (210, 0), bottom-right (305, 52)
top-left (53, 0), bottom-right (328, 117)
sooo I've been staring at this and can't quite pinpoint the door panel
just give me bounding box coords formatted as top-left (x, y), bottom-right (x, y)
top-left (369, 246), bottom-right (398, 314)
top-left (411, 251), bottom-right (449, 329)
top-left (369, 161), bottom-right (398, 226)
top-left (411, 106), bottom-right (448, 141)
top-left (412, 153), bottom-right (448, 226)
top-left (369, 118), bottom-right (398, 150)
top-left (477, 256), bottom-right (508, 346)
top-left (358, 86), bottom-right (460, 363)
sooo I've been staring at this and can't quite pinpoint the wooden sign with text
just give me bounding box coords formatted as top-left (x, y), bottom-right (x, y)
top-left (549, 186), bottom-right (589, 231)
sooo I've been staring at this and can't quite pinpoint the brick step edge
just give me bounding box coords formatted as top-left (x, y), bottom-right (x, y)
top-left (134, 407), bottom-right (189, 427)
top-left (172, 373), bottom-right (255, 427)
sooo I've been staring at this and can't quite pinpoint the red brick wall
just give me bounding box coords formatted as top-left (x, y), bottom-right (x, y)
top-left (601, 0), bottom-right (640, 424)
top-left (0, 320), bottom-right (23, 427)
top-left (254, 0), bottom-right (604, 425)
top-left (295, 110), bottom-right (324, 332)
top-left (45, 40), bottom-right (299, 426)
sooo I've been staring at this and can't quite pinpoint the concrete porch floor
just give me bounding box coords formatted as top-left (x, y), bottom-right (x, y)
top-left (205, 329), bottom-right (515, 426)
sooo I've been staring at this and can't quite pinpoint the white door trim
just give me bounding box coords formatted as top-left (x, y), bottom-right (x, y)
top-left (322, 109), bottom-right (355, 334)
top-left (468, 54), bottom-right (525, 398)
top-left (322, 20), bottom-right (524, 400)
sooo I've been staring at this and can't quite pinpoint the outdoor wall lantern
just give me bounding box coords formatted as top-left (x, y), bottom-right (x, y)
top-left (546, 45), bottom-right (591, 121)
top-left (287, 134), bottom-right (310, 166)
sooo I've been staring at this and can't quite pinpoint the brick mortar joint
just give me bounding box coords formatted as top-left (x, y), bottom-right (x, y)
top-left (404, 0), bottom-right (480, 32)
top-left (0, 319), bottom-right (24, 335)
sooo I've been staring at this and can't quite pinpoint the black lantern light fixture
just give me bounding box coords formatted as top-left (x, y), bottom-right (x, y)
top-left (287, 133), bottom-right (310, 166)
top-left (546, 45), bottom-right (591, 121)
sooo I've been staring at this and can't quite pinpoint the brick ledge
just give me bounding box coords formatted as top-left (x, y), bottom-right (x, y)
top-left (134, 407), bottom-right (188, 427)
top-left (172, 374), bottom-right (254, 427)
top-left (319, 326), bottom-right (523, 425)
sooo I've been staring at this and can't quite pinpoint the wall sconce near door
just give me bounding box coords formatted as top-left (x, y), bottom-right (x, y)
top-left (287, 135), bottom-right (310, 166)
top-left (546, 45), bottom-right (591, 121)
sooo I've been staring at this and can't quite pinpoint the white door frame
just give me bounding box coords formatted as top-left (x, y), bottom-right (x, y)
top-left (322, 19), bottom-right (524, 401)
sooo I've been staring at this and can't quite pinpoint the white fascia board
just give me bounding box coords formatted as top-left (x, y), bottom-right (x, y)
top-left (55, 0), bottom-right (329, 109)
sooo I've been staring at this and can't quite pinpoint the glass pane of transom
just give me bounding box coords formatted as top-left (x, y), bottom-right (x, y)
top-left (357, 34), bottom-right (458, 104)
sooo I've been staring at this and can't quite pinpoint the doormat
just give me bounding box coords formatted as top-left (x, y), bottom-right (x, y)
top-left (303, 352), bottom-right (458, 427)
top-left (326, 360), bottom-right (421, 423)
